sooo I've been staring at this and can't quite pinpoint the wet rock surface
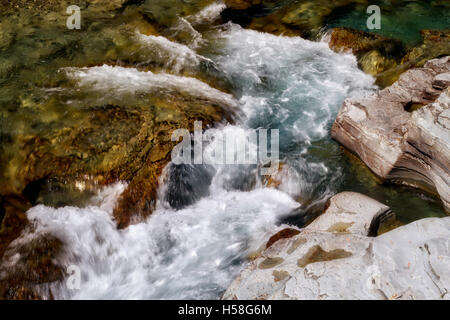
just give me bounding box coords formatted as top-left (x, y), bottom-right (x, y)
top-left (332, 56), bottom-right (450, 213)
top-left (328, 28), bottom-right (450, 87)
top-left (0, 0), bottom-right (449, 301)
top-left (0, 1), bottom-right (237, 299)
top-left (0, 1), bottom-right (237, 231)
top-left (0, 234), bottom-right (64, 300)
top-left (306, 192), bottom-right (391, 236)
top-left (224, 192), bottom-right (450, 300)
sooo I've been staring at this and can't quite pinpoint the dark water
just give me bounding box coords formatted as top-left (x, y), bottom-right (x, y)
top-left (326, 0), bottom-right (450, 44)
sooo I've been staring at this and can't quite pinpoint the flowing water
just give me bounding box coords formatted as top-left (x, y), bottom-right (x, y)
top-left (1, 0), bottom-right (447, 299)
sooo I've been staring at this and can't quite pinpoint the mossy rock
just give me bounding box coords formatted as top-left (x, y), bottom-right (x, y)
top-left (328, 27), bottom-right (450, 87)
top-left (1, 88), bottom-right (234, 229)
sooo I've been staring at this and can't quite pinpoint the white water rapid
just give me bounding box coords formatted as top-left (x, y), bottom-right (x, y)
top-left (5, 17), bottom-right (376, 299)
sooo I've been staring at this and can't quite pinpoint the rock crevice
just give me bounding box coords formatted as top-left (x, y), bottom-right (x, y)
top-left (332, 56), bottom-right (450, 213)
top-left (224, 192), bottom-right (450, 300)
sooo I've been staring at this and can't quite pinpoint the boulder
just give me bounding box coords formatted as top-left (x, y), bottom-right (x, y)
top-left (306, 192), bottom-right (391, 236)
top-left (332, 56), bottom-right (450, 213)
top-left (223, 192), bottom-right (450, 300)
top-left (328, 28), bottom-right (450, 87)
top-left (327, 27), bottom-right (406, 84)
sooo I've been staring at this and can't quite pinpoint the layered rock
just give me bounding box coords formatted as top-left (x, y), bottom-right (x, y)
top-left (306, 192), bottom-right (391, 236)
top-left (332, 56), bottom-right (450, 213)
top-left (224, 192), bottom-right (450, 300)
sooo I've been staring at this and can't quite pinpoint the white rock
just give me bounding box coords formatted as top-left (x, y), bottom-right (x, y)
top-left (307, 192), bottom-right (390, 236)
top-left (224, 192), bottom-right (450, 300)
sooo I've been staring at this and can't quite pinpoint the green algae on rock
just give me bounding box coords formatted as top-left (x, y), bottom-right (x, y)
top-left (328, 27), bottom-right (450, 87)
top-left (0, 1), bottom-right (238, 233)
top-left (1, 69), bottom-right (236, 228)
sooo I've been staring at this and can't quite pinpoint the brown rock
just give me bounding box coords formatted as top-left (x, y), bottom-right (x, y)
top-left (0, 234), bottom-right (64, 300)
top-left (266, 228), bottom-right (300, 249)
top-left (225, 0), bottom-right (262, 10)
top-left (328, 28), bottom-right (450, 87)
top-left (0, 196), bottom-right (30, 260)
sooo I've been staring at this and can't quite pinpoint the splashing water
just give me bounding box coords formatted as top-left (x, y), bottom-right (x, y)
top-left (27, 183), bottom-right (299, 299)
top-left (64, 65), bottom-right (237, 108)
top-left (9, 22), bottom-right (378, 299)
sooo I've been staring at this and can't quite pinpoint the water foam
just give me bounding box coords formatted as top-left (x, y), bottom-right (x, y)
top-left (64, 65), bottom-right (237, 109)
top-left (187, 2), bottom-right (227, 26)
top-left (213, 25), bottom-right (375, 141)
top-left (15, 23), bottom-right (378, 300)
top-left (24, 182), bottom-right (298, 299)
top-left (136, 33), bottom-right (210, 71)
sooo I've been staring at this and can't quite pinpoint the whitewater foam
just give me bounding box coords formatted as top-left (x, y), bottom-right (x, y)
top-left (11, 23), bottom-right (380, 300)
top-left (22, 182), bottom-right (298, 299)
top-left (135, 33), bottom-right (212, 71)
top-left (213, 25), bottom-right (375, 144)
top-left (64, 65), bottom-right (237, 109)
top-left (187, 2), bottom-right (226, 26)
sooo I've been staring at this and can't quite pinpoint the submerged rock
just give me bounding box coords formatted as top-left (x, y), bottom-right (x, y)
top-left (224, 192), bottom-right (450, 300)
top-left (223, 0), bottom-right (368, 39)
top-left (332, 56), bottom-right (450, 213)
top-left (0, 69), bottom-right (236, 229)
top-left (328, 28), bottom-right (450, 87)
top-left (0, 1), bottom-right (238, 231)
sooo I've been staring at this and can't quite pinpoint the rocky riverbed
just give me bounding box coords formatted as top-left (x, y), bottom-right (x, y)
top-left (224, 192), bottom-right (450, 300)
top-left (0, 0), bottom-right (449, 300)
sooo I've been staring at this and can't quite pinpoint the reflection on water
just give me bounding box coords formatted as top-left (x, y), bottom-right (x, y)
top-left (0, 0), bottom-right (448, 300)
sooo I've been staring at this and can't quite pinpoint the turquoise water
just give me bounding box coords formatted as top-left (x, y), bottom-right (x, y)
top-left (206, 24), bottom-right (447, 228)
top-left (326, 1), bottom-right (450, 44)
